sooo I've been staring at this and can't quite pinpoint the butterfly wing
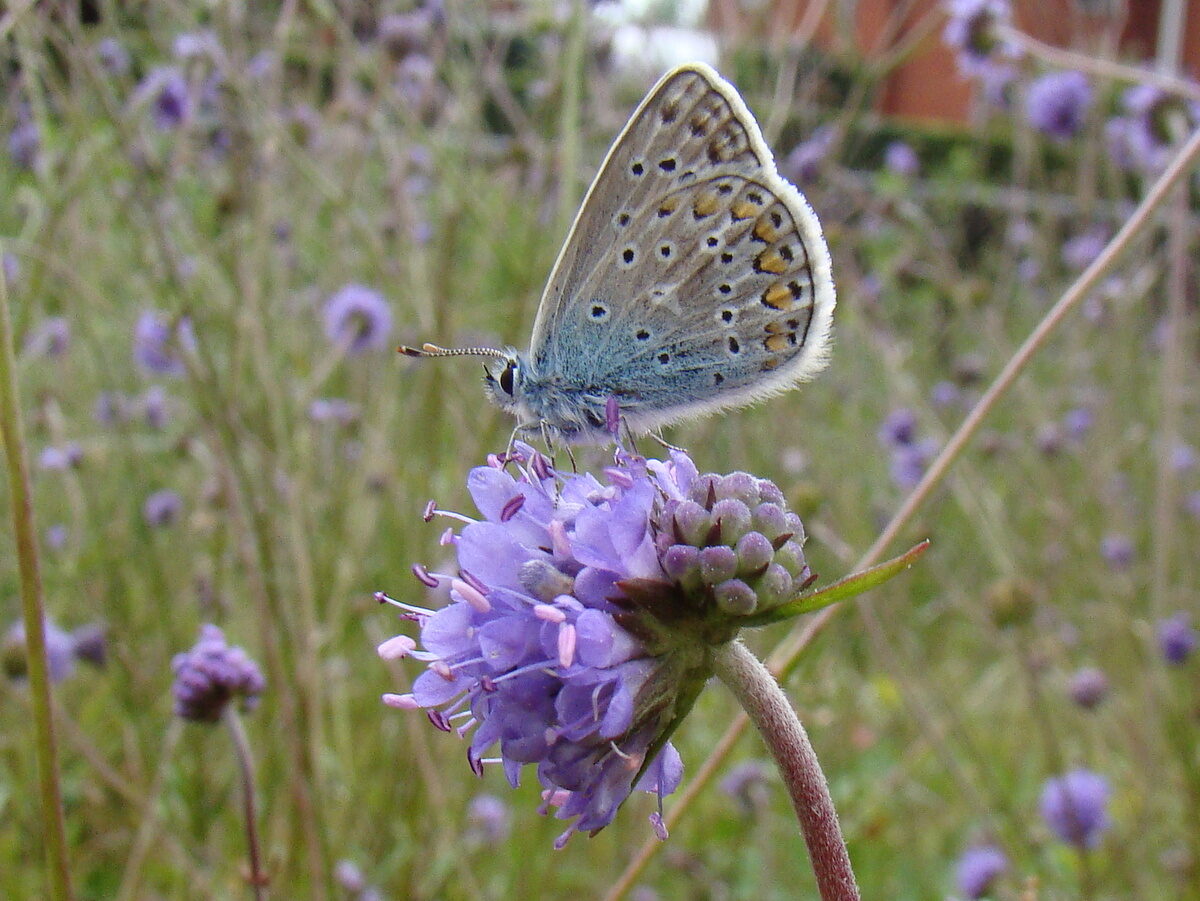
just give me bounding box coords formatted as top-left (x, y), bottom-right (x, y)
top-left (526, 62), bottom-right (835, 433)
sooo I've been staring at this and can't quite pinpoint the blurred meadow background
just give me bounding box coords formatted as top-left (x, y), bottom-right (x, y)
top-left (2, 0), bottom-right (1199, 898)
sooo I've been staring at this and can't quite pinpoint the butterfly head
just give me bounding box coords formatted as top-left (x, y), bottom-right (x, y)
top-left (481, 351), bottom-right (527, 418)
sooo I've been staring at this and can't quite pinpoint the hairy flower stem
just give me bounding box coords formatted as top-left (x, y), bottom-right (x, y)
top-left (711, 642), bottom-right (859, 901)
top-left (225, 708), bottom-right (267, 901)
top-left (0, 249), bottom-right (73, 900)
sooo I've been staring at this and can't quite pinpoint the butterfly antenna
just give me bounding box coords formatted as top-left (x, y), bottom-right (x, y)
top-left (398, 343), bottom-right (509, 360)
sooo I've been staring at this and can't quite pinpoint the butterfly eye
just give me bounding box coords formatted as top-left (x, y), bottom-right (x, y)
top-left (499, 360), bottom-right (517, 396)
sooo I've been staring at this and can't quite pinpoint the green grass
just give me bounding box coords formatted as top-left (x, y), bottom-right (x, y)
top-left (2, 3), bottom-right (1198, 900)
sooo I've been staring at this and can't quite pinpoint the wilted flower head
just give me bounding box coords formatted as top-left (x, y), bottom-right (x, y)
top-left (1025, 71), bottom-right (1093, 141)
top-left (323, 284), bottom-right (393, 354)
top-left (1068, 666), bottom-right (1109, 709)
top-left (171, 624), bottom-right (265, 722)
top-left (1040, 769), bottom-right (1110, 848)
top-left (379, 443), bottom-right (812, 846)
top-left (942, 0), bottom-right (1015, 74)
top-left (955, 844), bottom-right (1008, 899)
top-left (133, 310), bottom-right (194, 377)
top-left (1157, 612), bottom-right (1196, 664)
top-left (143, 489), bottom-right (183, 527)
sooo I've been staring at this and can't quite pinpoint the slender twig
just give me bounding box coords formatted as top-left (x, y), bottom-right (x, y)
top-left (607, 124), bottom-right (1200, 901)
top-left (997, 25), bottom-right (1200, 102)
top-left (711, 642), bottom-right (860, 901)
top-left (225, 708), bottom-right (268, 901)
top-left (0, 252), bottom-right (73, 900)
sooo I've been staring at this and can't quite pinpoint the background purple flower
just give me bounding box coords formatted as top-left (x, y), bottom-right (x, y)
top-left (136, 67), bottom-right (191, 130)
top-left (23, 316), bottom-right (70, 357)
top-left (1040, 769), bottom-right (1110, 848)
top-left (1025, 71), bottom-right (1092, 141)
top-left (172, 624), bottom-right (265, 722)
top-left (143, 490), bottom-right (183, 527)
top-left (783, 124), bottom-right (838, 184)
top-left (8, 120), bottom-right (40, 170)
top-left (133, 310), bottom-right (194, 377)
top-left (884, 140), bottom-right (920, 177)
top-left (96, 37), bottom-right (131, 75)
top-left (942, 0), bottom-right (1015, 75)
top-left (323, 284), bottom-right (393, 354)
top-left (1157, 612), bottom-right (1195, 664)
top-left (1068, 667), bottom-right (1109, 709)
top-left (1099, 533), bottom-right (1133, 571)
top-left (955, 844), bottom-right (1007, 899)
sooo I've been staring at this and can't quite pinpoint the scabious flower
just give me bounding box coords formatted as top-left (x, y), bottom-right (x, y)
top-left (38, 443), bottom-right (83, 472)
top-left (1025, 71), bottom-right (1092, 141)
top-left (309, 397), bottom-right (361, 425)
top-left (135, 67), bottom-right (192, 130)
top-left (465, 794), bottom-right (512, 845)
top-left (1061, 228), bottom-right (1108, 272)
top-left (96, 37), bottom-right (131, 76)
top-left (378, 443), bottom-right (812, 846)
top-left (720, 760), bottom-right (770, 815)
top-left (942, 0), bottom-right (1016, 75)
top-left (1099, 533), bottom-right (1133, 571)
top-left (323, 284), bottom-right (393, 354)
top-left (133, 310), bottom-right (194, 377)
top-left (3, 619), bottom-right (106, 682)
top-left (143, 489), bottom-right (183, 527)
top-left (783, 124), bottom-right (838, 184)
top-left (1157, 612), bottom-right (1196, 664)
top-left (955, 844), bottom-right (1008, 899)
top-left (172, 624), bottom-right (265, 722)
top-left (8, 119), bottom-right (39, 170)
top-left (878, 408), bottom-right (939, 489)
top-left (142, 385), bottom-right (170, 429)
top-left (1041, 770), bottom-right (1110, 848)
top-left (1068, 666), bottom-right (1109, 709)
top-left (884, 141), bottom-right (920, 178)
top-left (1121, 84), bottom-right (1200, 173)
top-left (23, 316), bottom-right (70, 357)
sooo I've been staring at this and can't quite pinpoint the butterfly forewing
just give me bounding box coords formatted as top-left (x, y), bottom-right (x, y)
top-left (527, 63), bottom-right (835, 432)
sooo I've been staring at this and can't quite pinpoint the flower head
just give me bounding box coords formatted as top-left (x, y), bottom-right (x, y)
top-left (1068, 666), bottom-right (1109, 709)
top-left (465, 794), bottom-right (511, 845)
top-left (1121, 84), bottom-right (1200, 172)
top-left (96, 37), bottom-right (131, 76)
top-left (1040, 769), bottom-right (1111, 848)
top-left (1157, 612), bottom-right (1196, 664)
top-left (171, 624), bottom-right (265, 722)
top-left (3, 619), bottom-right (106, 682)
top-left (143, 489), bottom-right (183, 527)
top-left (133, 310), bottom-right (195, 377)
top-left (23, 316), bottom-right (70, 358)
top-left (136, 67), bottom-right (192, 130)
top-left (1025, 71), bottom-right (1092, 141)
top-left (379, 444), bottom-right (811, 846)
top-left (955, 844), bottom-right (1008, 899)
top-left (8, 120), bottom-right (39, 170)
top-left (783, 124), bottom-right (838, 184)
top-left (883, 141), bottom-right (920, 178)
top-left (942, 0), bottom-right (1016, 75)
top-left (323, 284), bottom-right (393, 354)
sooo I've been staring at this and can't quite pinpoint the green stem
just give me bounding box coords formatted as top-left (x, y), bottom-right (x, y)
top-left (0, 250), bottom-right (73, 899)
top-left (710, 642), bottom-right (859, 901)
top-left (558, 0), bottom-right (586, 234)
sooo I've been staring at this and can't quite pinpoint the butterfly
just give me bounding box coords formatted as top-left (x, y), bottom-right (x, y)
top-left (402, 62), bottom-right (836, 444)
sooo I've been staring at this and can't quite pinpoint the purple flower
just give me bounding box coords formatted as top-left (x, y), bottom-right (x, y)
top-left (8, 120), bottom-right (40, 170)
top-left (931, 381), bottom-right (960, 408)
top-left (1099, 533), bottom-right (1133, 571)
top-left (884, 141), bottom-right (920, 178)
top-left (955, 844), bottom-right (1007, 899)
top-left (1062, 406), bottom-right (1092, 441)
top-left (96, 37), bottom-right (131, 76)
top-left (44, 523), bottom-right (68, 551)
top-left (323, 284), bottom-right (393, 354)
top-left (136, 68), bottom-right (191, 130)
top-left (379, 444), bottom-right (811, 846)
top-left (1157, 612), bottom-right (1196, 664)
top-left (782, 124), bottom-right (838, 184)
top-left (171, 624), bottom-right (265, 722)
top-left (1122, 84), bottom-right (1200, 173)
top-left (1025, 71), bottom-right (1092, 141)
top-left (889, 440), bottom-right (938, 490)
top-left (1062, 228), bottom-right (1107, 272)
top-left (142, 385), bottom-right (170, 429)
top-left (720, 760), bottom-right (769, 815)
top-left (3, 619), bottom-right (105, 682)
top-left (23, 316), bottom-right (70, 357)
top-left (38, 443), bottom-right (83, 472)
top-left (1185, 491), bottom-right (1200, 521)
top-left (1104, 116), bottom-right (1139, 172)
top-left (942, 0), bottom-right (1015, 74)
top-left (173, 31), bottom-right (222, 61)
top-left (1068, 667), bottom-right (1109, 709)
top-left (1040, 769), bottom-right (1110, 848)
top-left (133, 310), bottom-right (194, 377)
top-left (94, 391), bottom-right (132, 426)
top-left (309, 397), bottom-right (361, 425)
top-left (465, 794), bottom-right (511, 845)
top-left (878, 408), bottom-right (919, 447)
top-left (143, 490), bottom-right (183, 527)
top-left (977, 61), bottom-right (1017, 108)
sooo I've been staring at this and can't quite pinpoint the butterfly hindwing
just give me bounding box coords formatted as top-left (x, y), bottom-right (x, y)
top-left (526, 63), bottom-right (835, 433)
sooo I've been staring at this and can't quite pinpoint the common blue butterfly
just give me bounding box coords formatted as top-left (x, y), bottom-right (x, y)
top-left (402, 62), bottom-right (836, 443)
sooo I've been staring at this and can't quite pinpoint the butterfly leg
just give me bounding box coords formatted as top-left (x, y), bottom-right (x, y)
top-left (648, 429), bottom-right (686, 453)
